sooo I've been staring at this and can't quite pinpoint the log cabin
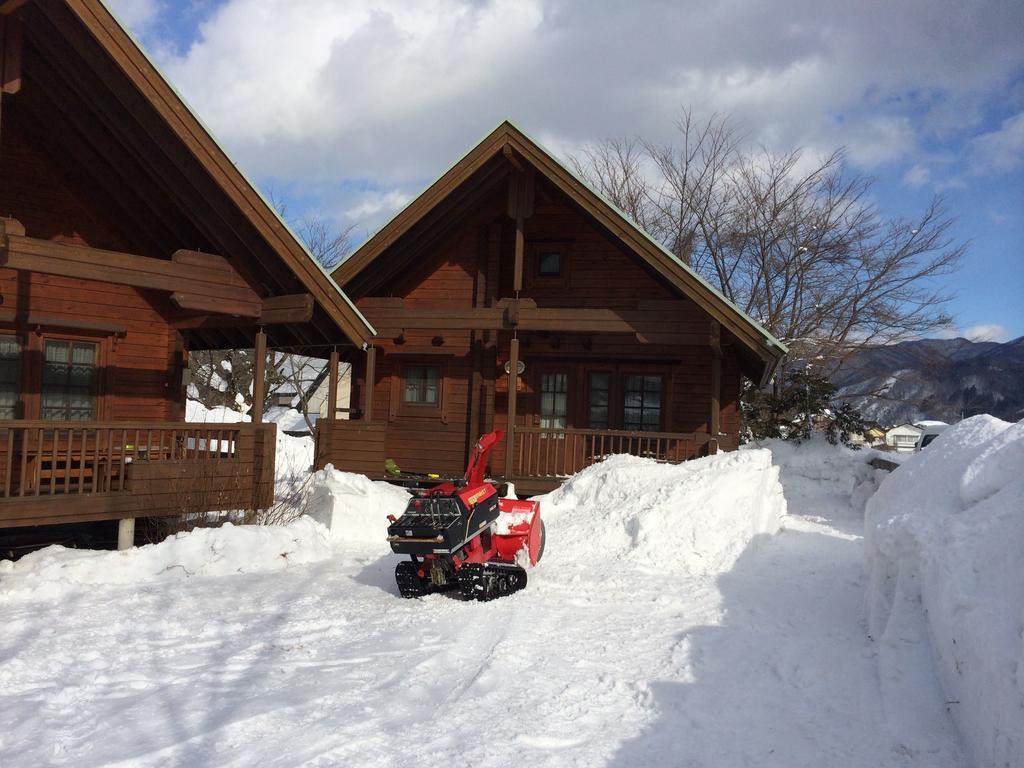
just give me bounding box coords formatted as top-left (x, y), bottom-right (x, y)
top-left (0, 0), bottom-right (372, 540)
top-left (317, 121), bottom-right (788, 494)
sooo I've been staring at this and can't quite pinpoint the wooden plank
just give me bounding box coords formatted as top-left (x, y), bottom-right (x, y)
top-left (364, 345), bottom-right (376, 422)
top-left (327, 348), bottom-right (339, 420)
top-left (1, 12), bottom-right (22, 94)
top-left (0, 233), bottom-right (262, 314)
top-left (710, 320), bottom-right (722, 439)
top-left (171, 294), bottom-right (315, 329)
top-left (0, 1), bottom-right (30, 16)
top-left (504, 337), bottom-right (519, 479)
top-left (252, 328), bottom-right (266, 424)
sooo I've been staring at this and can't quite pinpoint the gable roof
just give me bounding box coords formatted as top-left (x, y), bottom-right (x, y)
top-left (8, 0), bottom-right (373, 350)
top-left (334, 120), bottom-right (786, 381)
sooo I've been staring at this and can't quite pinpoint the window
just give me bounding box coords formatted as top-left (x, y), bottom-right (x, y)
top-left (539, 372), bottom-right (568, 430)
top-left (537, 250), bottom-right (562, 277)
top-left (402, 365), bottom-right (440, 405)
top-left (0, 335), bottom-right (19, 419)
top-left (41, 340), bottom-right (98, 420)
top-left (529, 242), bottom-right (569, 285)
top-left (623, 374), bottom-right (662, 431)
top-left (588, 371), bottom-right (610, 429)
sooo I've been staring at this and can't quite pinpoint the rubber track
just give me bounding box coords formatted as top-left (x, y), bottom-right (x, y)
top-left (458, 562), bottom-right (528, 602)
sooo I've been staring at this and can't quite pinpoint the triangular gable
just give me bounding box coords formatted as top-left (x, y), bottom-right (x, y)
top-left (335, 120), bottom-right (786, 380)
top-left (39, 0), bottom-right (374, 348)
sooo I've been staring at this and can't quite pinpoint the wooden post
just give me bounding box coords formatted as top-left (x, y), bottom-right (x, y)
top-left (709, 321), bottom-right (721, 454)
top-left (513, 211), bottom-right (525, 293)
top-left (117, 517), bottom-right (135, 550)
top-left (327, 348), bottom-right (339, 420)
top-left (364, 345), bottom-right (376, 422)
top-left (252, 328), bottom-right (266, 424)
top-left (504, 337), bottom-right (519, 479)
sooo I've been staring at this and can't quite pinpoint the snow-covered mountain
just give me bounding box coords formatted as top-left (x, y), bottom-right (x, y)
top-left (833, 336), bottom-right (1024, 425)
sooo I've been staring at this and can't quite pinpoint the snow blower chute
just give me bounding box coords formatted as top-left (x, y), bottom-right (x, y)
top-left (386, 430), bottom-right (544, 601)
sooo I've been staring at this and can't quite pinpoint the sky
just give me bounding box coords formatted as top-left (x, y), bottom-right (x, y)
top-left (110, 0), bottom-right (1024, 342)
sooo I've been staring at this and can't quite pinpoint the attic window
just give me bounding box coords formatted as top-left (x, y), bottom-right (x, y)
top-left (529, 242), bottom-right (569, 284)
top-left (537, 250), bottom-right (562, 277)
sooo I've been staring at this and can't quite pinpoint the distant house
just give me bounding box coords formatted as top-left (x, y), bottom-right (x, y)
top-left (315, 121), bottom-right (788, 493)
top-left (303, 363), bottom-right (352, 424)
top-left (863, 423), bottom-right (887, 444)
top-left (884, 423), bottom-right (925, 452)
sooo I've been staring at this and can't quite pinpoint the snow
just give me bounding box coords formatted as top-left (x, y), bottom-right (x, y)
top-left (865, 415), bottom-right (1024, 768)
top-left (307, 466), bottom-right (411, 546)
top-left (543, 449), bottom-right (785, 574)
top-left (0, 518), bottom-right (332, 600)
top-left (0, 440), bottom-right (975, 766)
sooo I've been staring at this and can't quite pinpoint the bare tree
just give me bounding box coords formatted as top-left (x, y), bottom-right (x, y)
top-left (189, 192), bottom-right (356, 414)
top-left (572, 109), bottom-right (965, 387)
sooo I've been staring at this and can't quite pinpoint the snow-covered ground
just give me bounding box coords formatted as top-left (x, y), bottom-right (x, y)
top-left (866, 416), bottom-right (1024, 768)
top-left (0, 439), bottom-right (980, 766)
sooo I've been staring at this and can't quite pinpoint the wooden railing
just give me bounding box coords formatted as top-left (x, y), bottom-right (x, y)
top-left (0, 421), bottom-right (244, 498)
top-left (512, 426), bottom-right (713, 479)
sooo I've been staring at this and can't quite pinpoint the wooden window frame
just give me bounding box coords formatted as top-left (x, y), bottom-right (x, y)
top-left (39, 336), bottom-right (102, 422)
top-left (621, 371), bottom-right (666, 432)
top-left (0, 322), bottom-right (115, 421)
top-left (0, 332), bottom-right (23, 420)
top-left (393, 356), bottom-right (448, 421)
top-left (530, 363), bottom-right (574, 429)
top-left (526, 241), bottom-right (571, 288)
top-left (584, 367), bottom-right (614, 430)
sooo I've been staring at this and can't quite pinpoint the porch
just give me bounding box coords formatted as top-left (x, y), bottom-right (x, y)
top-left (314, 418), bottom-right (712, 494)
top-left (0, 420), bottom-right (276, 527)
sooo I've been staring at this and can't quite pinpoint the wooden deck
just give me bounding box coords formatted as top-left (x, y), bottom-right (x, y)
top-left (0, 421), bottom-right (276, 527)
top-left (315, 420), bottom-right (713, 495)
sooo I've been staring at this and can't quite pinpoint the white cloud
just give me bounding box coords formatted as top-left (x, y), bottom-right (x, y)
top-left (120, 0), bottom-right (1024, 231)
top-left (962, 323), bottom-right (1012, 343)
top-left (970, 111), bottom-right (1024, 174)
top-left (105, 0), bottom-right (161, 33)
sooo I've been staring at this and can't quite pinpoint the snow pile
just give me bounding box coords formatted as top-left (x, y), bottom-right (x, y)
top-left (542, 449), bottom-right (786, 575)
top-left (307, 466), bottom-right (411, 548)
top-left (185, 398), bottom-right (248, 423)
top-left (865, 415), bottom-right (1024, 768)
top-left (0, 517), bottom-right (332, 600)
top-left (749, 437), bottom-right (884, 521)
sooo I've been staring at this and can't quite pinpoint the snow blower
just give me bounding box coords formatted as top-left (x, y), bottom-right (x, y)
top-left (386, 430), bottom-right (545, 601)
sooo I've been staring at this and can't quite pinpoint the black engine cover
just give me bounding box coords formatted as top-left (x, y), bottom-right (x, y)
top-left (387, 492), bottom-right (499, 555)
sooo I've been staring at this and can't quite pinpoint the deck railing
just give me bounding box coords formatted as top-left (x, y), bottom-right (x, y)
top-left (512, 426), bottom-right (712, 479)
top-left (0, 421), bottom-right (244, 498)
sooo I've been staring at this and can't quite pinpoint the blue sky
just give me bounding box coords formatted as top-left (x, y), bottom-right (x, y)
top-left (112, 0), bottom-right (1024, 342)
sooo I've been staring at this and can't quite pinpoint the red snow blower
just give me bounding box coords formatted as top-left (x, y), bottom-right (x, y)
top-left (386, 430), bottom-right (544, 601)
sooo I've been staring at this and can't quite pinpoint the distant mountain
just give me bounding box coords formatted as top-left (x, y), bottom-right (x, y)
top-left (832, 336), bottom-right (1024, 425)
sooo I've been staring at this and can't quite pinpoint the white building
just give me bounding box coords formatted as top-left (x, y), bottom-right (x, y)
top-left (885, 423), bottom-right (924, 453)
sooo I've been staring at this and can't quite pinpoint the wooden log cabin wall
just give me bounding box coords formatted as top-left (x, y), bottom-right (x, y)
top-left (0, 0), bottom-right (371, 535)
top-left (322, 122), bottom-right (787, 495)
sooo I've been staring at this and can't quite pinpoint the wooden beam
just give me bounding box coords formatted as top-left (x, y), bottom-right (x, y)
top-left (358, 298), bottom-right (710, 344)
top-left (504, 337), bottom-right (519, 479)
top-left (0, 311), bottom-right (126, 335)
top-left (507, 167), bottom-right (534, 294)
top-left (1, 13), bottom-right (22, 94)
top-left (0, 1), bottom-right (29, 15)
top-left (172, 294), bottom-right (315, 329)
top-left (710, 321), bottom-right (722, 451)
top-left (327, 348), bottom-right (339, 421)
top-left (252, 328), bottom-right (267, 424)
top-left (364, 345), bottom-right (376, 422)
top-left (0, 225), bottom-right (262, 316)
